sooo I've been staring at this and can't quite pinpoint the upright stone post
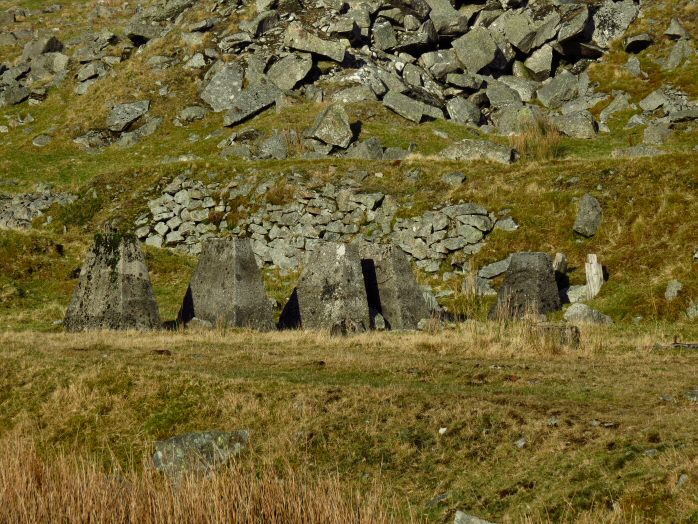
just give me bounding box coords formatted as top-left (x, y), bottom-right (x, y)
top-left (279, 242), bottom-right (370, 332)
top-left (585, 254), bottom-right (604, 300)
top-left (359, 243), bottom-right (430, 330)
top-left (64, 232), bottom-right (161, 331)
top-left (179, 237), bottom-right (274, 330)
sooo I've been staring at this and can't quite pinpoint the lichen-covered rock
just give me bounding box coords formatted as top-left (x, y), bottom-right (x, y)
top-left (306, 104), bottom-right (353, 149)
top-left (573, 193), bottom-right (602, 238)
top-left (64, 232), bottom-right (161, 331)
top-left (489, 252), bottom-right (561, 319)
top-left (179, 237), bottom-right (275, 330)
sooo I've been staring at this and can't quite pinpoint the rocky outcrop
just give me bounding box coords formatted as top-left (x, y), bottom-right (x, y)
top-left (0, 186), bottom-right (76, 230)
top-left (179, 237), bottom-right (275, 330)
top-left (64, 232), bottom-right (161, 331)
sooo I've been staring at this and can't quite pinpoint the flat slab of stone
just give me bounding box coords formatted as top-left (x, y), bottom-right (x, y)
top-left (489, 252), bottom-right (561, 319)
top-left (153, 430), bottom-right (249, 477)
top-left (359, 243), bottom-right (430, 330)
top-left (106, 100), bottom-right (150, 132)
top-left (439, 139), bottom-right (517, 165)
top-left (280, 242), bottom-right (370, 331)
top-left (64, 232), bottom-right (161, 331)
top-left (283, 21), bottom-right (347, 62)
top-left (223, 81), bottom-right (280, 126)
top-left (200, 62), bottom-right (244, 112)
top-left (179, 237), bottom-right (274, 330)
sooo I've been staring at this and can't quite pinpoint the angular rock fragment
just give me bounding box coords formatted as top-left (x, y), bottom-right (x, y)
top-left (266, 52), bottom-right (312, 90)
top-left (179, 237), bottom-right (275, 330)
top-left (573, 193), bottom-right (602, 238)
top-left (564, 303), bottom-right (612, 325)
top-left (223, 81), bottom-right (280, 126)
top-left (439, 139), bottom-right (517, 165)
top-left (452, 27), bottom-right (498, 74)
top-left (359, 244), bottom-right (430, 330)
top-left (489, 252), bottom-right (561, 319)
top-left (200, 62), bottom-right (244, 112)
top-left (306, 104), bottom-right (353, 149)
top-left (591, 0), bottom-right (639, 48)
top-left (284, 22), bottom-right (348, 62)
top-left (64, 232), bottom-right (161, 331)
top-left (279, 242), bottom-right (370, 331)
top-left (383, 90), bottom-right (426, 123)
top-left (552, 110), bottom-right (597, 139)
top-left (106, 100), bottom-right (150, 132)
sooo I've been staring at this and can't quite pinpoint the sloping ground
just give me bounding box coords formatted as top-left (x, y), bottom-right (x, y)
top-left (1, 327), bottom-right (698, 522)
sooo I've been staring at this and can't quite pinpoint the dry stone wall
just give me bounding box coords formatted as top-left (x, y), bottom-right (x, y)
top-left (137, 173), bottom-right (518, 273)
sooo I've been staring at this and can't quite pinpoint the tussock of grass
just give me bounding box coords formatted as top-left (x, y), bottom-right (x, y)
top-left (508, 116), bottom-right (563, 162)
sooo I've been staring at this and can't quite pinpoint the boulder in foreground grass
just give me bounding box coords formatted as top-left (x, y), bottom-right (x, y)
top-left (153, 430), bottom-right (249, 477)
top-left (439, 139), bottom-right (518, 165)
top-left (64, 232), bottom-right (161, 331)
top-left (489, 252), bottom-right (561, 320)
top-left (179, 237), bottom-right (274, 330)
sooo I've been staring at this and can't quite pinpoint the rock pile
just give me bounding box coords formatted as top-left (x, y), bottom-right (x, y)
top-left (137, 174), bottom-right (515, 272)
top-left (0, 186), bottom-right (76, 230)
top-left (179, 237), bottom-right (275, 330)
top-left (64, 232), bottom-right (161, 331)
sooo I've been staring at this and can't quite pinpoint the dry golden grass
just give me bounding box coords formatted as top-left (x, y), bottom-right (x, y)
top-left (0, 439), bottom-right (399, 524)
top-left (508, 116), bottom-right (563, 162)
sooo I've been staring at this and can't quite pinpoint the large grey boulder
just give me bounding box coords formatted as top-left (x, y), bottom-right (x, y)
top-left (223, 81), bottom-right (280, 126)
top-left (283, 22), bottom-right (348, 62)
top-left (64, 232), bottom-right (161, 331)
top-left (573, 194), bottom-right (602, 238)
top-left (106, 100), bottom-right (150, 132)
top-left (266, 52), bottom-right (312, 90)
top-left (452, 27), bottom-right (498, 73)
top-left (200, 62), bottom-right (244, 112)
top-left (489, 252), bottom-right (561, 320)
top-left (306, 104), bottom-right (353, 149)
top-left (21, 36), bottom-right (63, 62)
top-left (552, 110), bottom-right (597, 139)
top-left (564, 303), bottom-right (613, 325)
top-left (454, 511), bottom-right (495, 524)
top-left (591, 0), bottom-right (639, 48)
top-left (179, 237), bottom-right (274, 330)
top-left (383, 91), bottom-right (427, 123)
top-left (537, 71), bottom-right (578, 109)
top-left (446, 97), bottom-right (481, 125)
top-left (279, 242), bottom-right (370, 331)
top-left (439, 139), bottom-right (517, 165)
top-left (359, 244), bottom-right (431, 330)
top-left (153, 430), bottom-right (249, 477)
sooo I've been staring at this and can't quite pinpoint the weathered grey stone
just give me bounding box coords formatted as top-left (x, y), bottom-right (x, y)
top-left (0, 83), bottom-right (30, 106)
top-left (552, 110), bottom-right (597, 139)
top-left (179, 237), bottom-right (274, 330)
top-left (665, 280), bottom-right (683, 302)
top-left (573, 194), bottom-right (602, 238)
top-left (489, 252), bottom-right (561, 319)
top-left (664, 39), bottom-right (695, 71)
top-left (426, 0), bottom-right (469, 35)
top-left (564, 303), bottom-right (613, 325)
top-left (359, 243), bottom-right (430, 330)
top-left (223, 81), bottom-right (280, 126)
top-left (200, 63), bottom-right (244, 112)
top-left (331, 85), bottom-right (377, 104)
top-left (442, 171), bottom-right (466, 186)
top-left (267, 53), bottom-right (312, 91)
top-left (665, 18), bottom-right (690, 40)
top-left (591, 0), bottom-right (639, 48)
top-left (284, 22), bottom-right (348, 62)
top-left (446, 97), bottom-right (481, 125)
top-left (21, 36), bottom-right (63, 61)
top-left (643, 122), bottom-right (672, 145)
top-left (537, 71), bottom-right (578, 109)
top-left (624, 33), bottom-right (653, 54)
top-left (179, 105), bottom-right (209, 123)
top-left (532, 322), bottom-right (581, 349)
top-left (524, 44), bottom-right (553, 80)
top-left (306, 104), bottom-right (353, 149)
top-left (280, 242), bottom-right (369, 331)
top-left (453, 27), bottom-right (498, 73)
top-left (439, 139), bottom-right (517, 165)
top-left (383, 90), bottom-right (426, 123)
top-left (153, 430), bottom-right (249, 477)
top-left (106, 100), bottom-right (150, 132)
top-left (64, 232), bottom-right (161, 331)
top-left (479, 257), bottom-right (510, 279)
top-left (454, 510), bottom-right (495, 524)
top-left (372, 19), bottom-right (397, 50)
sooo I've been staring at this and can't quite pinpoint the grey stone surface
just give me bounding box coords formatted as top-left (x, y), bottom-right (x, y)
top-left (267, 52), bottom-right (312, 90)
top-left (573, 194), bottom-right (602, 238)
top-left (64, 232), bottom-right (161, 331)
top-left (383, 91), bottom-right (426, 123)
top-left (564, 303), bottom-right (613, 325)
top-left (479, 257), bottom-right (510, 279)
top-left (153, 430), bottom-right (249, 476)
top-left (359, 243), bottom-right (431, 330)
top-left (452, 27), bottom-right (497, 74)
top-left (454, 510), bottom-right (495, 524)
top-left (200, 62), bottom-right (244, 112)
top-left (439, 139), bottom-right (517, 165)
top-left (106, 100), bottom-right (150, 132)
top-left (591, 0), bottom-right (639, 48)
top-left (284, 22), bottom-right (347, 62)
top-left (179, 237), bottom-right (274, 330)
top-left (223, 81), bottom-right (280, 126)
top-left (537, 71), bottom-right (578, 109)
top-left (446, 97), bottom-right (481, 125)
top-left (489, 252), bottom-right (561, 319)
top-left (665, 280), bottom-right (683, 302)
top-left (552, 110), bottom-right (597, 139)
top-left (306, 104), bottom-right (353, 149)
top-left (280, 242), bottom-right (370, 331)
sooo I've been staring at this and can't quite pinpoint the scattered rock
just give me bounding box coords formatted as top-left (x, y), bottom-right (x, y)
top-left (573, 194), bottom-right (602, 238)
top-left (665, 280), bottom-right (683, 302)
top-left (564, 303), bottom-right (613, 325)
top-left (439, 139), bottom-right (518, 165)
top-left (106, 100), bottom-right (150, 132)
top-left (306, 104), bottom-right (353, 149)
